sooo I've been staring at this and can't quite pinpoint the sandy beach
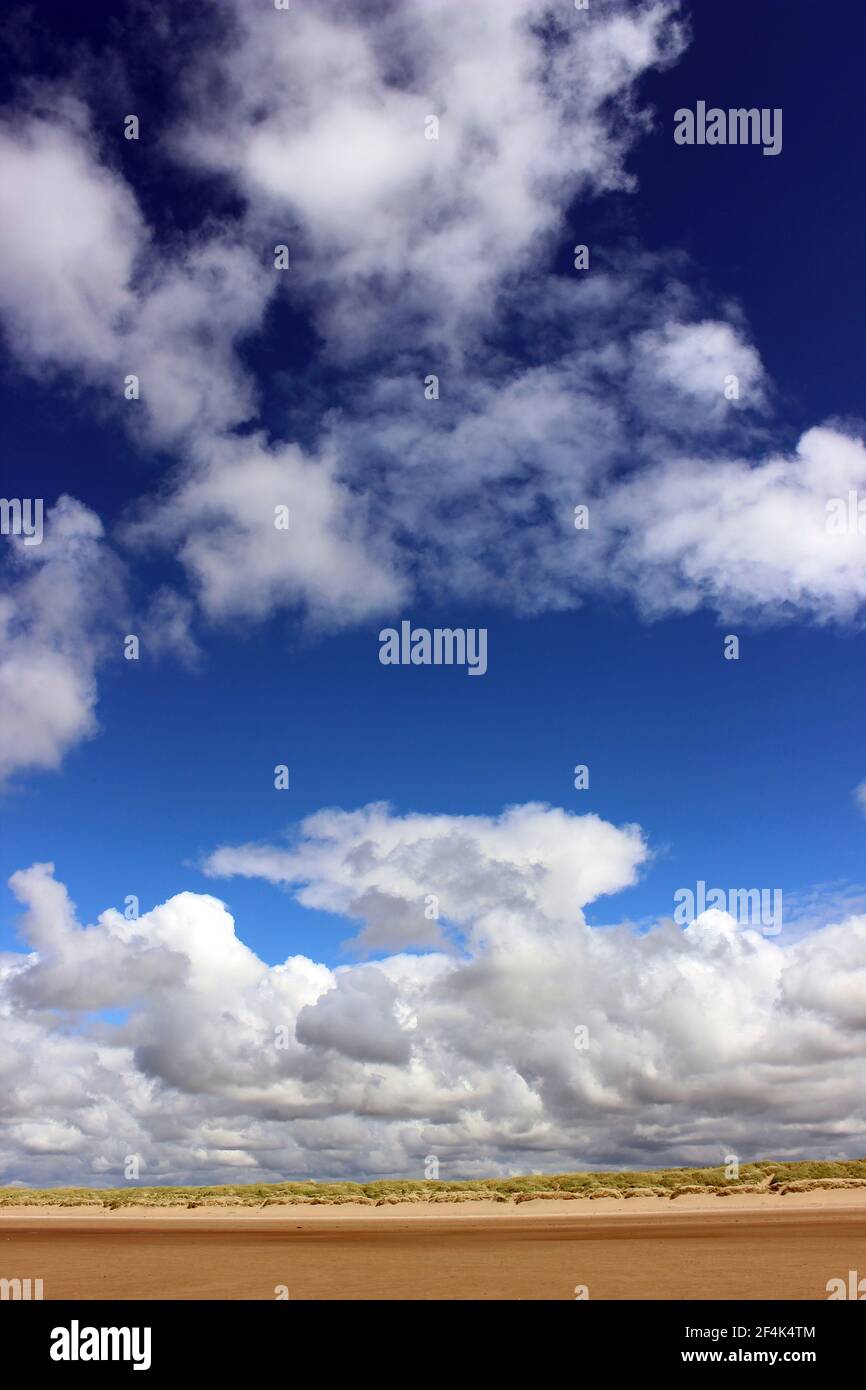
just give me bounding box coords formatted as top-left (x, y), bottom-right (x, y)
top-left (3, 1190), bottom-right (864, 1300)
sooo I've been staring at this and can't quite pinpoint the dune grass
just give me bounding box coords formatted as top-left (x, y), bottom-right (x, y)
top-left (2, 1159), bottom-right (866, 1207)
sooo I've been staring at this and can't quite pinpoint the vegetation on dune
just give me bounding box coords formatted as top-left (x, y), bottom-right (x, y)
top-left (3, 1159), bottom-right (866, 1207)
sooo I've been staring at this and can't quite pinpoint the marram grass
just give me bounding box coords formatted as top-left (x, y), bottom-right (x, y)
top-left (3, 1160), bottom-right (866, 1207)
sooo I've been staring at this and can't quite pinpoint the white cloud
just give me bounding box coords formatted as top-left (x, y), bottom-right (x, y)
top-left (0, 104), bottom-right (272, 447)
top-left (0, 497), bottom-right (123, 784)
top-left (631, 318), bottom-right (766, 421)
top-left (0, 0), bottom-right (864, 772)
top-left (603, 425), bottom-right (866, 622)
top-left (126, 431), bottom-right (405, 626)
top-left (3, 805), bottom-right (866, 1185)
top-left (205, 801), bottom-right (650, 949)
top-left (0, 101), bottom-right (142, 373)
top-left (308, 268), bottom-right (773, 615)
top-left (172, 0), bottom-right (685, 355)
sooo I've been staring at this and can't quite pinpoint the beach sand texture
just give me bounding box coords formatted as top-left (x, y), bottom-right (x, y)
top-left (3, 1190), bottom-right (865, 1300)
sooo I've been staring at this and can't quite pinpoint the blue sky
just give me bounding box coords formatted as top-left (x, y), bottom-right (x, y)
top-left (2, 0), bottom-right (864, 963)
top-left (3, 607), bottom-right (866, 964)
top-left (1, 0), bottom-right (865, 1184)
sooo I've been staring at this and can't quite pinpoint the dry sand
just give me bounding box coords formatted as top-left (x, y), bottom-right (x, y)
top-left (2, 1190), bottom-right (865, 1299)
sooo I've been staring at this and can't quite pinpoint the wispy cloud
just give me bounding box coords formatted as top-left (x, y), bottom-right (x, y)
top-left (1, 0), bottom-right (865, 779)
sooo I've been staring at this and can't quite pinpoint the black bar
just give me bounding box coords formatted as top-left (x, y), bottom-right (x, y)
top-left (5, 1299), bottom-right (860, 1375)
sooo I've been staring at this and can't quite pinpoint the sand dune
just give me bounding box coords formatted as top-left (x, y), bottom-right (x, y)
top-left (4, 1185), bottom-right (866, 1219)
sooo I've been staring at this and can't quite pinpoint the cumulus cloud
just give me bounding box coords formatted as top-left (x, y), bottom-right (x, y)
top-left (204, 801), bottom-right (650, 949)
top-left (2, 804), bottom-right (866, 1186)
top-left (603, 426), bottom-right (866, 622)
top-left (0, 497), bottom-right (124, 783)
top-left (296, 969), bottom-right (412, 1066)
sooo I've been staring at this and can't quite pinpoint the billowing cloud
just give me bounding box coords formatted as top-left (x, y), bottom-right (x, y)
top-left (603, 425), bottom-right (866, 622)
top-left (205, 801), bottom-right (650, 949)
top-left (2, 805), bottom-right (866, 1186)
